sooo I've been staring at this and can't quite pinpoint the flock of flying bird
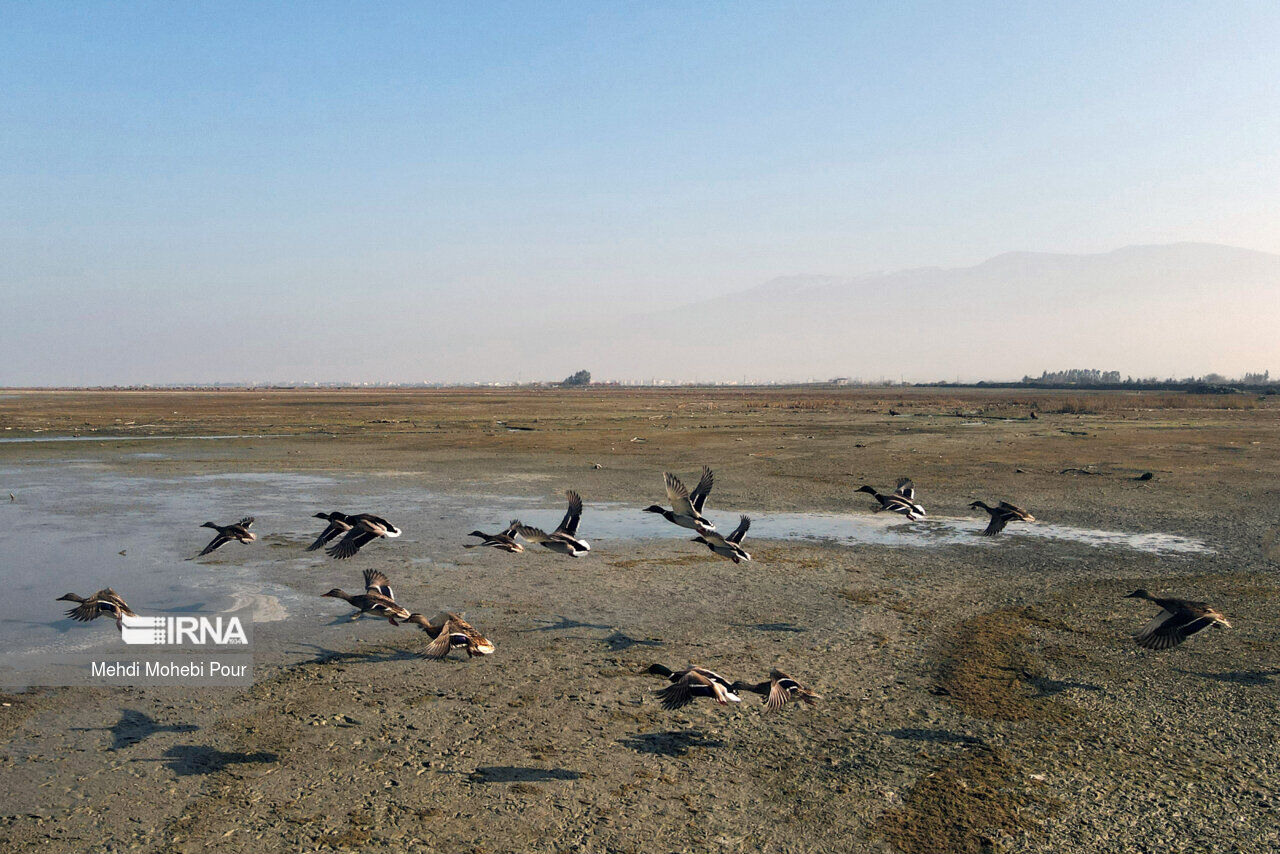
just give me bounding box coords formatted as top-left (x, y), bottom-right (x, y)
top-left (56, 466), bottom-right (1231, 711)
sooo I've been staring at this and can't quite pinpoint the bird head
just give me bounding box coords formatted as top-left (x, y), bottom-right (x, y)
top-left (1123, 589), bottom-right (1150, 599)
top-left (56, 593), bottom-right (84, 603)
top-left (642, 505), bottom-right (665, 514)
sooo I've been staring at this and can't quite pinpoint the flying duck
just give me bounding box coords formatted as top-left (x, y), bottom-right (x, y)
top-left (1125, 590), bottom-right (1231, 650)
top-left (643, 663), bottom-right (741, 710)
top-left (692, 515), bottom-right (752, 563)
top-left (969, 500), bottom-right (1036, 536)
top-left (643, 467), bottom-right (716, 531)
top-left (196, 517), bottom-right (257, 556)
top-left (404, 612), bottom-right (496, 659)
top-left (514, 491), bottom-right (590, 557)
top-left (464, 521), bottom-right (524, 554)
top-left (322, 569), bottom-right (411, 625)
top-left (856, 478), bottom-right (926, 520)
top-left (307, 511), bottom-right (354, 551)
top-left (731, 669), bottom-right (821, 711)
top-left (324, 514), bottom-right (401, 560)
top-left (57, 589), bottom-right (138, 629)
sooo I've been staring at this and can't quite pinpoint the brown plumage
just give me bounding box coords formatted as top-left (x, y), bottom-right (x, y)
top-left (57, 589), bottom-right (137, 628)
top-left (692, 515), bottom-right (751, 563)
top-left (464, 521), bottom-right (524, 554)
top-left (643, 663), bottom-right (741, 710)
top-left (1125, 589), bottom-right (1231, 650)
top-left (197, 517), bottom-right (256, 556)
top-left (404, 612), bottom-right (496, 659)
top-left (969, 500), bottom-right (1035, 536)
top-left (321, 569), bottom-right (411, 625)
top-left (307, 511), bottom-right (353, 551)
top-left (731, 669), bottom-right (821, 711)
top-left (513, 490), bottom-right (589, 556)
top-left (324, 514), bottom-right (401, 560)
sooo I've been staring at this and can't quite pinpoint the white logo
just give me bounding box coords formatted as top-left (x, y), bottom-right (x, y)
top-left (120, 615), bottom-right (249, 646)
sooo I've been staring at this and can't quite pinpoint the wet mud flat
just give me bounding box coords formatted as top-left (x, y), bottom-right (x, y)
top-left (0, 388), bottom-right (1278, 852)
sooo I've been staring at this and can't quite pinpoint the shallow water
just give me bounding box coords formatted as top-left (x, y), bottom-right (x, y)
top-left (0, 433), bottom-right (290, 444)
top-left (0, 463), bottom-right (1212, 684)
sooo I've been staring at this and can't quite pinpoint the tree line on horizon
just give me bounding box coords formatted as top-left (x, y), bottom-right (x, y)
top-left (979, 368), bottom-right (1277, 392)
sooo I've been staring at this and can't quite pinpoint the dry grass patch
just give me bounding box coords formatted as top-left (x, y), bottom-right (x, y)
top-left (877, 744), bottom-right (1047, 854)
top-left (937, 608), bottom-right (1077, 724)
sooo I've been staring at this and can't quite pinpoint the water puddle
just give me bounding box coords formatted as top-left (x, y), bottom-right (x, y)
top-left (492, 504), bottom-right (1211, 555)
top-left (0, 433), bottom-right (291, 444)
top-left (0, 464), bottom-right (1212, 684)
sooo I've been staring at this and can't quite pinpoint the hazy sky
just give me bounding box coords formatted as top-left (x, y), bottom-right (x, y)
top-left (4, 3), bottom-right (1279, 384)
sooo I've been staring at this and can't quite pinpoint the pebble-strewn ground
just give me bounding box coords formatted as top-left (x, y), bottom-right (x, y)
top-left (1, 387), bottom-right (1277, 852)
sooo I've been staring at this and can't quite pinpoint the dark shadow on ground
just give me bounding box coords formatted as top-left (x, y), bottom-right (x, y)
top-left (469, 766), bottom-right (582, 783)
top-left (522, 615), bottom-right (615, 633)
top-left (72, 709), bottom-right (200, 750)
top-left (1178, 668), bottom-right (1280, 687)
top-left (290, 642), bottom-right (422, 665)
top-left (157, 745), bottom-right (278, 776)
top-left (601, 631), bottom-right (662, 651)
top-left (619, 729), bottom-right (724, 757)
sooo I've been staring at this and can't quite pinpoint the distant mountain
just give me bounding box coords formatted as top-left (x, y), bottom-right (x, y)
top-left (513, 243), bottom-right (1280, 382)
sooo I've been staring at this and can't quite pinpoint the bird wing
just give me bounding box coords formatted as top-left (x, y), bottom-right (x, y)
top-left (354, 515), bottom-right (389, 535)
top-left (306, 521), bottom-right (346, 551)
top-left (726, 515), bottom-right (750, 544)
top-left (882, 496), bottom-right (918, 515)
top-left (425, 614), bottom-right (493, 658)
top-left (361, 592), bottom-right (409, 618)
top-left (514, 524), bottom-right (552, 544)
top-left (765, 671), bottom-right (817, 710)
top-left (894, 478), bottom-right (916, 500)
top-left (236, 517), bottom-right (255, 529)
top-left (198, 534), bottom-right (230, 556)
top-left (326, 530), bottom-right (376, 560)
top-left (66, 596), bottom-right (110, 623)
top-left (699, 528), bottom-right (731, 547)
top-left (1134, 609), bottom-right (1201, 649)
top-left (555, 491), bottom-right (583, 536)
top-left (423, 620), bottom-right (462, 659)
top-left (766, 678), bottom-right (795, 712)
top-left (997, 502), bottom-right (1033, 521)
top-left (663, 472), bottom-right (697, 518)
top-left (689, 466), bottom-right (715, 513)
top-left (981, 514), bottom-right (1009, 536)
top-left (654, 671), bottom-right (708, 710)
top-left (690, 666), bottom-right (734, 690)
top-left (363, 569), bottom-right (394, 599)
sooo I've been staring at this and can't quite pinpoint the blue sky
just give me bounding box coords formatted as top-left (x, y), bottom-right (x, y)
top-left (3, 3), bottom-right (1279, 383)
